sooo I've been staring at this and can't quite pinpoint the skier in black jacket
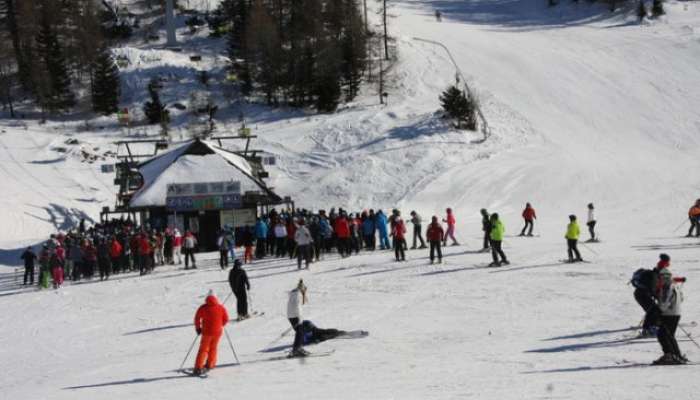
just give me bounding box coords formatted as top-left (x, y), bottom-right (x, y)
top-left (21, 247), bottom-right (37, 285)
top-left (631, 254), bottom-right (667, 337)
top-left (480, 209), bottom-right (491, 251)
top-left (228, 259), bottom-right (251, 320)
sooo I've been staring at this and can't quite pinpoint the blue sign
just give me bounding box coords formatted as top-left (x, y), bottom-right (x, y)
top-left (166, 194), bottom-right (242, 211)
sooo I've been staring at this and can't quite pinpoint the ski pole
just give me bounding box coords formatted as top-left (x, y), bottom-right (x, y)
top-left (178, 333), bottom-right (200, 371)
top-left (672, 217), bottom-right (688, 234)
top-left (224, 327), bottom-right (240, 364)
top-left (580, 241), bottom-right (599, 256)
top-left (678, 325), bottom-right (700, 350)
top-left (221, 292), bottom-right (233, 306)
top-left (264, 327), bottom-right (293, 348)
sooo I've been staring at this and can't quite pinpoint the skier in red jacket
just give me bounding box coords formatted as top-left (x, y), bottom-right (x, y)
top-left (334, 213), bottom-right (351, 257)
top-left (442, 208), bottom-right (459, 246)
top-left (520, 203), bottom-right (537, 237)
top-left (193, 291), bottom-right (230, 376)
top-left (391, 212), bottom-right (407, 262)
top-left (426, 216), bottom-right (445, 264)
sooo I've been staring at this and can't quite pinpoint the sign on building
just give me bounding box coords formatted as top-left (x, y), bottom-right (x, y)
top-left (166, 181), bottom-right (242, 211)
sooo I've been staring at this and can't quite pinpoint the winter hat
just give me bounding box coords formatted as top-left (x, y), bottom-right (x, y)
top-left (233, 259), bottom-right (242, 268)
top-left (657, 253), bottom-right (671, 269)
top-left (569, 214), bottom-right (576, 221)
top-left (297, 279), bottom-right (307, 293)
top-left (432, 216), bottom-right (438, 223)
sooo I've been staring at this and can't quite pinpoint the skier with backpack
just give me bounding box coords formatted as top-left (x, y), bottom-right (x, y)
top-left (631, 258), bottom-right (663, 337)
top-left (228, 259), bottom-right (251, 320)
top-left (192, 290), bottom-right (229, 376)
top-left (520, 203), bottom-right (536, 236)
top-left (426, 216), bottom-right (444, 264)
top-left (565, 215), bottom-right (583, 263)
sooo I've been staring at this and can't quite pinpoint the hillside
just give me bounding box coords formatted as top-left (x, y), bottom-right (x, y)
top-left (1, 0), bottom-right (700, 398)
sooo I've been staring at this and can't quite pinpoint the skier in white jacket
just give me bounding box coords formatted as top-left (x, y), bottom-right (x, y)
top-left (586, 203), bottom-right (597, 242)
top-left (287, 279), bottom-right (309, 357)
top-left (294, 219), bottom-right (313, 269)
top-left (653, 264), bottom-right (687, 365)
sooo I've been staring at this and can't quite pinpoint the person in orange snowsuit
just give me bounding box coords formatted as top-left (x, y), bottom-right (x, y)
top-left (193, 292), bottom-right (229, 376)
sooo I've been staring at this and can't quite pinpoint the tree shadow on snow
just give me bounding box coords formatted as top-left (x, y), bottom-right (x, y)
top-left (399, 0), bottom-right (633, 31)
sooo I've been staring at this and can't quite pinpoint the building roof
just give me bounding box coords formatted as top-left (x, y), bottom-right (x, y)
top-left (128, 139), bottom-right (280, 208)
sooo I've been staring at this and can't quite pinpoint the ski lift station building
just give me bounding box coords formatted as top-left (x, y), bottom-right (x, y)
top-left (108, 138), bottom-right (290, 251)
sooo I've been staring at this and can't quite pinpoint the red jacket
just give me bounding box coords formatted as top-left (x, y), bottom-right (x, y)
top-left (426, 223), bottom-right (444, 242)
top-left (109, 240), bottom-right (122, 258)
top-left (445, 213), bottom-right (456, 227)
top-left (392, 219), bottom-right (407, 240)
top-left (194, 295), bottom-right (229, 336)
top-left (139, 235), bottom-right (151, 255)
top-left (334, 217), bottom-right (350, 239)
top-left (287, 222), bottom-right (296, 239)
top-left (83, 244), bottom-right (97, 262)
top-left (522, 207), bottom-right (536, 221)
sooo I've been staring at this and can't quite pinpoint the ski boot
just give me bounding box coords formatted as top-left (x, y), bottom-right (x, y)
top-left (653, 353), bottom-right (682, 365)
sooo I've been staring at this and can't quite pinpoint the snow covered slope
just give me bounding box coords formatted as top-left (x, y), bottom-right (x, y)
top-left (1, 0), bottom-right (700, 398)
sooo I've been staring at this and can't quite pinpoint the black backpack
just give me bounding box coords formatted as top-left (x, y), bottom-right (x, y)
top-left (631, 268), bottom-right (655, 291)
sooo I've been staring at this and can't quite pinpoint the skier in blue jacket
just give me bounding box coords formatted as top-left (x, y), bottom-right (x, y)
top-left (361, 212), bottom-right (375, 250)
top-left (254, 218), bottom-right (268, 258)
top-left (375, 210), bottom-right (390, 250)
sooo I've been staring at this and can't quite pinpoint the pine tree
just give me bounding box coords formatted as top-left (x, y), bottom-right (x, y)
top-left (143, 79), bottom-right (169, 124)
top-left (35, 8), bottom-right (75, 113)
top-left (91, 47), bottom-right (120, 115)
top-left (440, 85), bottom-right (477, 130)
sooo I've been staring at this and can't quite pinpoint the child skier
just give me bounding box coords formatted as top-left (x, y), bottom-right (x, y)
top-left (192, 291), bottom-right (229, 376)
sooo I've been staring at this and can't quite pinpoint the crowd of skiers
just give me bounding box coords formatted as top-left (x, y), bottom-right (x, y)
top-left (19, 218), bottom-right (202, 289)
top-left (247, 207), bottom-right (465, 267)
top-left (20, 201), bottom-right (606, 289)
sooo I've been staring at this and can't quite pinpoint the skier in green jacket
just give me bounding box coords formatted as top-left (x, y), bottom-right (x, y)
top-left (489, 213), bottom-right (509, 267)
top-left (565, 215), bottom-right (583, 263)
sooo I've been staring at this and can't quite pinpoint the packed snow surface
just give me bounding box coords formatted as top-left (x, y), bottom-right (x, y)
top-left (1, 0), bottom-right (700, 399)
